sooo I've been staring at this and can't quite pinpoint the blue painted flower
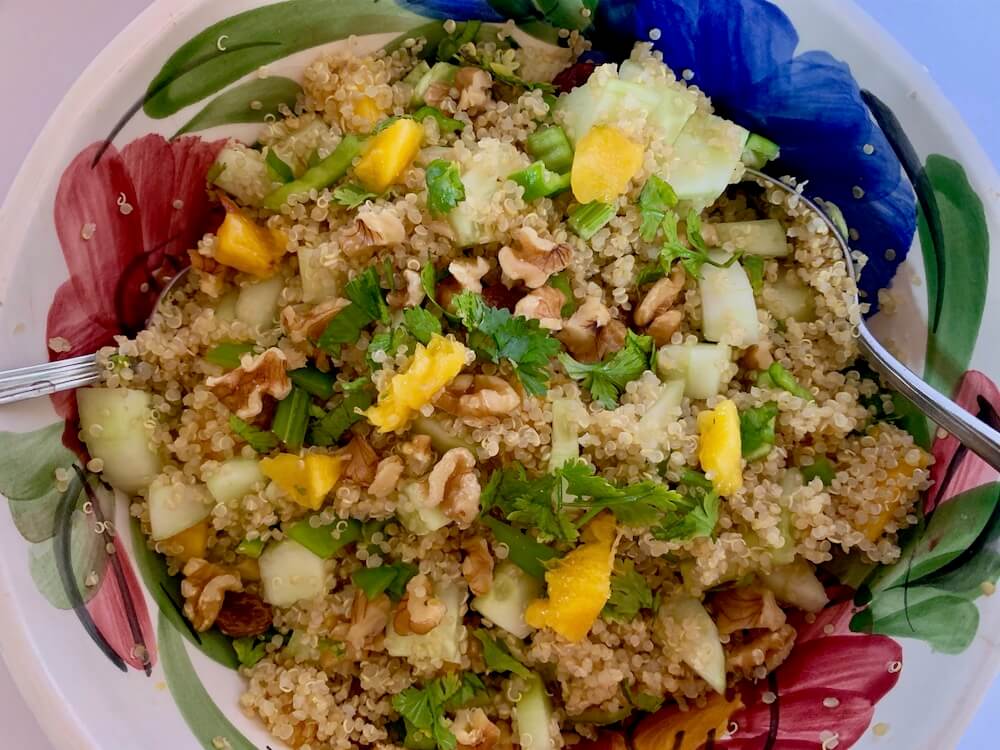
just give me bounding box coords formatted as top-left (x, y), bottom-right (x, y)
top-left (402, 0), bottom-right (917, 310)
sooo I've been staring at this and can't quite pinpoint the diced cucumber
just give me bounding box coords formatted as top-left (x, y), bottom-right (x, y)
top-left (709, 220), bottom-right (789, 258)
top-left (471, 561), bottom-right (541, 639)
top-left (298, 245), bottom-right (340, 303)
top-left (236, 274), bottom-right (284, 330)
top-left (761, 558), bottom-right (829, 613)
top-left (77, 387), bottom-right (163, 494)
top-left (206, 458), bottom-right (264, 504)
top-left (403, 60), bottom-right (431, 89)
top-left (656, 343), bottom-right (732, 400)
top-left (258, 539), bottom-right (328, 607)
top-left (699, 252), bottom-right (761, 347)
top-left (741, 133), bottom-right (780, 169)
top-left (285, 517), bottom-right (362, 559)
top-left (385, 580), bottom-right (466, 666)
top-left (412, 62), bottom-right (458, 106)
top-left (514, 674), bottom-right (556, 750)
top-left (617, 61), bottom-right (698, 143)
top-left (548, 398), bottom-right (580, 472)
top-left (214, 290), bottom-right (239, 322)
top-left (396, 480), bottom-right (453, 535)
top-left (762, 272), bottom-right (816, 323)
top-left (448, 140), bottom-right (528, 246)
top-left (211, 144), bottom-right (274, 206)
top-left (636, 379), bottom-right (685, 448)
top-left (410, 415), bottom-right (475, 453)
top-left (556, 80), bottom-right (621, 144)
top-left (656, 595), bottom-right (726, 694)
top-left (147, 476), bottom-right (213, 541)
top-left (667, 112), bottom-right (749, 206)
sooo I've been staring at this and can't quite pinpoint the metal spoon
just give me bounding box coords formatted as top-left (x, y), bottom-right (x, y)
top-left (747, 168), bottom-right (1000, 472)
top-left (0, 267), bottom-right (190, 405)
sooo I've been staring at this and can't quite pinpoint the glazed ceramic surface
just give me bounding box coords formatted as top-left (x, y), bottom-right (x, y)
top-left (0, 2), bottom-right (998, 749)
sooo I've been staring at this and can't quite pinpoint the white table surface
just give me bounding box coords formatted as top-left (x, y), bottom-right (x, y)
top-left (0, 0), bottom-right (997, 748)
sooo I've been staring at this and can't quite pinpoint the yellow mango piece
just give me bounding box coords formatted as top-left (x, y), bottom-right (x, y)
top-left (215, 199), bottom-right (285, 277)
top-left (571, 125), bottom-right (644, 203)
top-left (697, 399), bottom-right (743, 496)
top-left (364, 335), bottom-right (468, 433)
top-left (353, 118), bottom-right (424, 193)
top-left (260, 453), bottom-right (343, 510)
top-left (862, 426), bottom-right (930, 541)
top-left (352, 95), bottom-right (384, 132)
top-left (161, 519), bottom-right (210, 562)
top-left (524, 514), bottom-right (617, 642)
top-left (234, 557), bottom-right (261, 582)
top-left (632, 692), bottom-right (743, 750)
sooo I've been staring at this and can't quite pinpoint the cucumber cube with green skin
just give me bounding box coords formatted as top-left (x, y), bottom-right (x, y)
top-left (548, 398), bottom-right (581, 472)
top-left (448, 142), bottom-right (528, 246)
top-left (411, 62), bottom-right (457, 106)
top-left (235, 274), bottom-right (284, 330)
top-left (411, 415), bottom-right (476, 453)
top-left (77, 387), bottom-right (163, 495)
top-left (147, 476), bottom-right (212, 541)
top-left (206, 458), bottom-right (264, 504)
top-left (259, 539), bottom-right (328, 607)
top-left (385, 580), bottom-right (466, 666)
top-left (741, 133), bottom-right (780, 168)
top-left (667, 112), bottom-right (749, 206)
top-left (514, 674), bottom-right (556, 750)
top-left (709, 219), bottom-right (790, 258)
top-left (761, 558), bottom-right (830, 613)
top-left (699, 252), bottom-right (761, 347)
top-left (763, 272), bottom-right (817, 323)
top-left (656, 595), bottom-right (726, 694)
top-left (636, 379), bottom-right (686, 448)
top-left (471, 560), bottom-right (542, 639)
top-left (657, 343), bottom-right (733, 400)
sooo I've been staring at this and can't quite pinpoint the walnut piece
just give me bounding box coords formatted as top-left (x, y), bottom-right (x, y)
top-left (454, 708), bottom-right (501, 750)
top-left (740, 341), bottom-right (774, 371)
top-left (281, 298), bottom-right (350, 343)
top-left (207, 347), bottom-right (291, 419)
top-left (635, 267), bottom-right (686, 346)
top-left (449, 257), bottom-right (491, 293)
top-left (514, 286), bottom-right (565, 331)
top-left (498, 227), bottom-right (572, 289)
top-left (725, 623), bottom-right (797, 680)
top-left (181, 558), bottom-right (243, 632)
top-left (388, 268), bottom-right (426, 309)
top-left (400, 434), bottom-right (435, 476)
top-left (369, 455), bottom-right (405, 498)
top-left (558, 298), bottom-right (627, 363)
top-left (436, 374), bottom-right (521, 418)
top-left (712, 586), bottom-right (787, 636)
top-left (646, 308), bottom-right (683, 345)
top-left (393, 573), bottom-right (446, 635)
top-left (455, 67), bottom-right (493, 113)
top-left (341, 208), bottom-right (406, 260)
top-left (338, 434), bottom-right (378, 486)
top-left (462, 537), bottom-right (494, 596)
top-left (426, 447), bottom-right (481, 527)
top-left (346, 589), bottom-right (391, 653)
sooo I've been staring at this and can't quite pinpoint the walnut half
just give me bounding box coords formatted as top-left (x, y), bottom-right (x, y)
top-left (558, 298), bottom-right (626, 363)
top-left (393, 573), bottom-right (446, 635)
top-left (435, 374), bottom-right (521, 418)
top-left (499, 227), bottom-right (572, 289)
top-left (454, 708), bottom-right (501, 750)
top-left (207, 347), bottom-right (291, 420)
top-left (711, 586), bottom-right (787, 636)
top-left (426, 447), bottom-right (481, 527)
top-left (181, 558), bottom-right (243, 632)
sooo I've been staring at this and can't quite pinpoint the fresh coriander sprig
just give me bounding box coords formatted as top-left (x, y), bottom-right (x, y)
top-left (559, 331), bottom-right (654, 409)
top-left (317, 267), bottom-right (390, 351)
top-left (425, 159), bottom-right (466, 217)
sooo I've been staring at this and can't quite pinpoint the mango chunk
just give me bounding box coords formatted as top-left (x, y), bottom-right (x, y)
top-left (862, 425), bottom-right (930, 541)
top-left (260, 453), bottom-right (343, 510)
top-left (571, 125), bottom-right (644, 203)
top-left (161, 518), bottom-right (211, 562)
top-left (353, 118), bottom-right (424, 193)
top-left (215, 198), bottom-right (286, 277)
top-left (697, 399), bottom-right (743, 496)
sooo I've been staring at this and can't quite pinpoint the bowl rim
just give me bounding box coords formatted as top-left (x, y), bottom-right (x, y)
top-left (0, 1), bottom-right (998, 749)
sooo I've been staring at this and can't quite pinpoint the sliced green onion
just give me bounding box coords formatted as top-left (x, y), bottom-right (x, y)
top-left (286, 517), bottom-right (362, 559)
top-left (270, 387), bottom-right (311, 449)
top-left (263, 135), bottom-right (365, 210)
top-left (204, 342), bottom-right (254, 369)
top-left (509, 161), bottom-right (571, 202)
top-left (265, 149), bottom-right (294, 183)
top-left (236, 537), bottom-right (265, 559)
top-left (767, 362), bottom-right (815, 402)
top-left (526, 126), bottom-right (574, 173)
top-left (289, 366), bottom-right (336, 400)
top-left (568, 201), bottom-right (616, 240)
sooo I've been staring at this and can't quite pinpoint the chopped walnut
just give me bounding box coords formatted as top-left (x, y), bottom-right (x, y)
top-left (514, 286), bottom-right (565, 331)
top-left (369, 455), bottom-right (405, 498)
top-left (740, 341), bottom-right (774, 371)
top-left (188, 249), bottom-right (229, 297)
top-left (340, 208), bottom-right (406, 260)
top-left (498, 227), bottom-right (572, 289)
top-left (393, 574), bottom-right (446, 635)
top-left (436, 374), bottom-right (521, 418)
top-left (449, 257), bottom-right (491, 293)
top-left (558, 298), bottom-right (627, 363)
top-left (455, 67), bottom-right (493, 114)
top-left (338, 434), bottom-right (378, 486)
top-left (635, 268), bottom-right (686, 346)
top-left (454, 708), bottom-right (501, 750)
top-left (426, 447), bottom-right (481, 527)
top-left (388, 268), bottom-right (426, 309)
top-left (346, 589), bottom-right (391, 653)
top-left (712, 586), bottom-right (787, 635)
top-left (400, 434), bottom-right (435, 476)
top-left (462, 537), bottom-right (494, 596)
top-left (726, 623), bottom-right (797, 680)
top-left (646, 308), bottom-right (683, 345)
top-left (181, 558), bottom-right (243, 632)
top-left (281, 298), bottom-right (350, 343)
top-left (207, 347), bottom-right (291, 420)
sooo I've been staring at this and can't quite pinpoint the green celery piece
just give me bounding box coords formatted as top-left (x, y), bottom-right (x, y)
top-left (742, 133), bottom-right (780, 168)
top-left (265, 148), bottom-right (294, 183)
top-left (526, 126), bottom-right (574, 173)
top-left (351, 567), bottom-right (398, 600)
top-left (767, 362), bottom-right (815, 401)
top-left (286, 517), bottom-right (362, 559)
top-left (568, 201), bottom-right (616, 240)
top-left (236, 537), bottom-right (265, 559)
top-left (509, 161), bottom-right (571, 202)
top-left (204, 341), bottom-right (254, 369)
top-left (481, 516), bottom-right (557, 580)
top-left (289, 366), bottom-right (335, 400)
top-left (262, 134), bottom-right (364, 210)
top-left (270, 387), bottom-right (311, 449)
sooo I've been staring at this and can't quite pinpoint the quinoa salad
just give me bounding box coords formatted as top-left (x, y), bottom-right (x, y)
top-left (75, 23), bottom-right (931, 750)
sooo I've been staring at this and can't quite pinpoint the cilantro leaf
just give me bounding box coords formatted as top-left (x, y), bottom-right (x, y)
top-left (352, 563), bottom-right (417, 601)
top-left (559, 330), bottom-right (654, 409)
top-left (638, 175), bottom-right (678, 242)
top-left (453, 291), bottom-right (560, 396)
top-left (403, 307), bottom-right (443, 344)
top-left (740, 402), bottom-right (779, 460)
top-left (347, 266), bottom-right (391, 324)
top-left (232, 636), bottom-right (267, 668)
top-left (367, 327), bottom-right (409, 370)
top-left (558, 459), bottom-right (682, 528)
top-left (308, 387), bottom-right (374, 446)
top-left (602, 561), bottom-right (655, 622)
top-left (659, 209), bottom-right (741, 280)
top-left (473, 629), bottom-right (531, 678)
top-left (651, 488), bottom-right (720, 541)
top-left (332, 183), bottom-right (377, 209)
top-left (393, 673), bottom-right (485, 750)
top-left (317, 267), bottom-right (389, 351)
top-left (425, 159), bottom-right (466, 217)
top-left (228, 416), bottom-right (279, 453)
top-left (481, 463), bottom-right (576, 543)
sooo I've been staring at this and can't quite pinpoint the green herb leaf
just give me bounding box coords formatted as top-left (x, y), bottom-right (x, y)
top-left (413, 105), bottom-right (465, 133)
top-left (332, 183), bottom-right (377, 209)
top-left (308, 387), bottom-right (374, 446)
top-left (638, 175), bottom-right (678, 242)
top-left (559, 331), bottom-right (654, 409)
top-left (352, 562), bottom-right (418, 601)
top-left (678, 468), bottom-right (714, 491)
top-left (602, 561), bottom-right (655, 622)
top-left (558, 459), bottom-right (683, 528)
top-left (317, 267), bottom-right (389, 350)
top-left (659, 209), bottom-right (740, 280)
top-left (651, 489), bottom-right (720, 541)
top-left (392, 672), bottom-right (485, 750)
top-left (743, 254), bottom-right (765, 294)
top-left (204, 341), bottom-right (255, 369)
top-left (403, 307), bottom-right (443, 345)
top-left (289, 366), bottom-right (336, 400)
top-left (228, 416), bottom-right (279, 453)
top-left (452, 291), bottom-right (560, 396)
top-left (480, 516), bottom-right (558, 580)
top-left (425, 159), bottom-right (466, 217)
top-left (767, 362), bottom-right (815, 401)
top-left (367, 328), bottom-right (410, 370)
top-left (739, 402), bottom-right (779, 460)
top-left (232, 637), bottom-right (267, 668)
top-left (472, 629), bottom-right (531, 678)
top-left (482, 463), bottom-right (577, 543)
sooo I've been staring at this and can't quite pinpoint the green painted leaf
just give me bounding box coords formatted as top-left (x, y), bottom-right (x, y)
top-left (851, 585), bottom-right (979, 654)
top-left (918, 155), bottom-right (989, 395)
top-left (867, 483), bottom-right (1000, 594)
top-left (29, 500), bottom-right (108, 610)
top-left (174, 76), bottom-right (301, 136)
top-left (9, 486), bottom-right (65, 543)
top-left (144, 0), bottom-right (423, 118)
top-left (131, 519), bottom-right (238, 669)
top-left (0, 422), bottom-right (75, 500)
top-left (158, 612), bottom-right (258, 750)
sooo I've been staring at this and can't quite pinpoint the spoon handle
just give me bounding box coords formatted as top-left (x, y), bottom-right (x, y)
top-left (859, 324), bottom-right (1000, 472)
